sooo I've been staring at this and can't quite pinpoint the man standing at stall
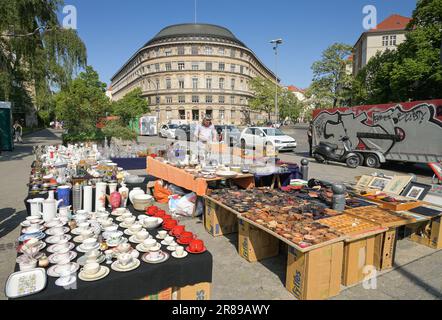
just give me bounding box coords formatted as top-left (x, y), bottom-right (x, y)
top-left (194, 115), bottom-right (217, 161)
top-left (307, 122), bottom-right (313, 157)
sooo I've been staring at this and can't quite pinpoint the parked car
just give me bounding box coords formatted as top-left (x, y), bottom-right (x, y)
top-left (159, 124), bottom-right (179, 139)
top-left (215, 125), bottom-right (241, 146)
top-left (174, 124), bottom-right (197, 142)
top-left (240, 127), bottom-right (297, 152)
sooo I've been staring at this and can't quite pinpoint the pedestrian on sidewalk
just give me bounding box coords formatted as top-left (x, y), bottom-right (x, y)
top-left (13, 120), bottom-right (23, 143)
top-left (307, 122), bottom-right (313, 157)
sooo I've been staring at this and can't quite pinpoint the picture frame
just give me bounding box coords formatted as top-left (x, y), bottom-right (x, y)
top-left (401, 182), bottom-right (432, 201)
top-left (356, 175), bottom-right (374, 188)
top-left (367, 177), bottom-right (391, 190)
top-left (383, 175), bottom-right (413, 195)
top-left (428, 162), bottom-right (442, 181)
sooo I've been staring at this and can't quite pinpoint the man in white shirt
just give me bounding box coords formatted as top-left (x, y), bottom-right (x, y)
top-left (194, 115), bottom-right (217, 160)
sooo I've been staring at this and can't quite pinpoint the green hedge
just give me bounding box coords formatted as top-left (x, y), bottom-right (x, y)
top-left (62, 131), bottom-right (105, 145)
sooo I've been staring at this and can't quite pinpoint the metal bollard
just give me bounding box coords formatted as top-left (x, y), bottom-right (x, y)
top-left (301, 158), bottom-right (309, 181)
top-left (332, 183), bottom-right (347, 212)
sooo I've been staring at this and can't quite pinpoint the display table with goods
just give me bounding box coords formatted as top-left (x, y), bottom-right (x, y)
top-left (146, 156), bottom-right (255, 196)
top-left (8, 144), bottom-right (212, 300)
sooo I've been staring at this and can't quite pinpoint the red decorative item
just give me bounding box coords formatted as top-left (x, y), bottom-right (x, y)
top-left (109, 191), bottom-right (121, 211)
top-left (186, 245), bottom-right (207, 254)
top-left (189, 239), bottom-right (205, 253)
top-left (162, 214), bottom-right (172, 221)
top-left (178, 232), bottom-right (194, 244)
top-left (163, 219), bottom-right (178, 230)
top-left (146, 206), bottom-right (159, 216)
top-left (171, 225), bottom-right (185, 237)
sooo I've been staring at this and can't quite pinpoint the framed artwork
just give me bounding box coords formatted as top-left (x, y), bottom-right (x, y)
top-left (401, 182), bottom-right (431, 200)
top-left (356, 175), bottom-right (374, 188)
top-left (367, 177), bottom-right (391, 190)
top-left (383, 175), bottom-right (413, 195)
top-left (428, 162), bottom-right (442, 180)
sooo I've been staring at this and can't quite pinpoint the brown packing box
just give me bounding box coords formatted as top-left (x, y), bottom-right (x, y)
top-left (285, 242), bottom-right (343, 300)
top-left (342, 236), bottom-right (375, 286)
top-left (238, 219), bottom-right (279, 263)
top-left (174, 282), bottom-right (211, 300)
top-left (140, 287), bottom-right (173, 300)
top-left (204, 198), bottom-right (238, 237)
top-left (374, 228), bottom-right (397, 271)
top-left (407, 217), bottom-right (442, 250)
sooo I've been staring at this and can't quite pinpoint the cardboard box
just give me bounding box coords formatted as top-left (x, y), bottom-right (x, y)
top-left (238, 219), bottom-right (279, 263)
top-left (204, 198), bottom-right (238, 237)
top-left (285, 242), bottom-right (343, 300)
top-left (175, 282), bottom-right (211, 300)
top-left (140, 287), bottom-right (172, 300)
top-left (407, 218), bottom-right (442, 250)
top-left (374, 228), bottom-right (397, 271)
top-left (342, 236), bottom-right (375, 286)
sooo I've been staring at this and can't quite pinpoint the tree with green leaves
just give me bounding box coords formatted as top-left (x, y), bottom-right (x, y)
top-left (103, 88), bottom-right (150, 141)
top-left (309, 43), bottom-right (353, 108)
top-left (279, 88), bottom-right (304, 124)
top-left (54, 66), bottom-right (109, 140)
top-left (0, 0), bottom-right (87, 125)
top-left (352, 0), bottom-right (442, 104)
top-left (249, 77), bottom-right (278, 122)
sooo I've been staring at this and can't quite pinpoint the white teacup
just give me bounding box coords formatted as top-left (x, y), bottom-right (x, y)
top-left (52, 235), bottom-right (66, 243)
top-left (175, 246), bottom-right (185, 257)
top-left (142, 239), bottom-right (157, 250)
top-left (56, 251), bottom-right (71, 261)
top-left (129, 224), bottom-right (143, 234)
top-left (118, 253), bottom-right (133, 266)
top-left (50, 226), bottom-right (65, 235)
top-left (78, 222), bottom-right (90, 231)
top-left (157, 231), bottom-right (167, 239)
top-left (122, 212), bottom-right (132, 219)
top-left (124, 217), bottom-right (136, 226)
top-left (116, 208), bottom-right (126, 215)
top-left (56, 259), bottom-right (73, 274)
top-left (82, 238), bottom-right (97, 249)
top-left (80, 229), bottom-right (93, 240)
top-left (100, 219), bottom-right (114, 228)
top-left (83, 262), bottom-right (100, 276)
top-left (117, 243), bottom-right (131, 254)
top-left (136, 230), bottom-right (149, 241)
top-left (163, 236), bottom-right (174, 246)
top-left (26, 238), bottom-right (40, 248)
top-left (104, 225), bottom-right (118, 233)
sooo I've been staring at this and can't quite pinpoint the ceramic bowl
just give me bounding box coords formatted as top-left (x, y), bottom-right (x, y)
top-left (19, 259), bottom-right (37, 271)
top-left (143, 217), bottom-right (163, 229)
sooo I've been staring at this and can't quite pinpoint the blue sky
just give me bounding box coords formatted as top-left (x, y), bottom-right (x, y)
top-left (63, 0), bottom-right (417, 89)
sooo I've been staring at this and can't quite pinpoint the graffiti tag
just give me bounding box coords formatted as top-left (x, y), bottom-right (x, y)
top-left (373, 108), bottom-right (428, 125)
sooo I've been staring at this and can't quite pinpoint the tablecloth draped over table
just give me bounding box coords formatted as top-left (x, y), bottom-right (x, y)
top-left (146, 157), bottom-right (255, 196)
top-left (13, 204), bottom-right (213, 300)
top-left (110, 158), bottom-right (147, 171)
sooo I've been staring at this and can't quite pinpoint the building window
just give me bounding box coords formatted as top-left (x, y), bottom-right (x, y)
top-left (231, 109), bottom-right (235, 120)
top-left (382, 36), bottom-right (389, 47)
top-left (166, 78), bottom-right (172, 89)
top-left (219, 47), bottom-right (225, 55)
top-left (206, 78), bottom-right (212, 89)
top-left (178, 62), bottom-right (185, 70)
top-left (219, 110), bottom-right (225, 120)
top-left (166, 110), bottom-right (172, 120)
top-left (165, 50), bottom-right (172, 56)
top-left (240, 97), bottom-right (244, 105)
top-left (179, 110), bottom-right (186, 120)
top-left (178, 96), bottom-right (185, 103)
top-left (206, 109), bottom-right (213, 118)
top-left (155, 63), bottom-right (160, 72)
top-left (206, 62), bottom-right (212, 71)
top-left (166, 96), bottom-right (173, 104)
top-left (219, 63), bottom-right (225, 71)
top-left (191, 46), bottom-right (199, 55)
top-left (192, 110), bottom-right (199, 121)
top-left (205, 46), bottom-right (213, 55)
top-left (230, 49), bottom-right (236, 57)
top-left (165, 63), bottom-right (172, 71)
top-left (240, 66), bottom-right (244, 74)
top-left (178, 46), bottom-right (185, 55)
top-left (206, 96), bottom-right (213, 103)
top-left (178, 79), bottom-right (185, 89)
top-left (156, 96), bottom-right (160, 104)
top-left (192, 78), bottom-right (198, 89)
top-left (219, 96), bottom-right (225, 103)
top-left (230, 64), bottom-right (236, 72)
top-left (192, 62), bottom-right (199, 70)
top-left (231, 79), bottom-right (235, 90)
top-left (155, 79), bottom-right (160, 90)
top-left (192, 95), bottom-right (199, 103)
top-left (390, 35), bottom-right (397, 46)
top-left (219, 78), bottom-right (224, 89)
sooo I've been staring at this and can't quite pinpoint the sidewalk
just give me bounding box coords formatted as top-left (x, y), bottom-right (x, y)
top-left (0, 129), bottom-right (62, 300)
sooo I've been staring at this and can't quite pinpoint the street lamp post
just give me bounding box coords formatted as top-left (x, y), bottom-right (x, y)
top-left (270, 39), bottom-right (282, 125)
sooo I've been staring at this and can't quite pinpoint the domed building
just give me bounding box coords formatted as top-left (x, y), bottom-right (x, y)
top-left (110, 23), bottom-right (277, 125)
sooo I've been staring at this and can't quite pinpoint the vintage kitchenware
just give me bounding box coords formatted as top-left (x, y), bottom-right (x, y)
top-left (129, 188), bottom-right (145, 204)
top-left (27, 198), bottom-right (44, 217)
top-left (83, 185), bottom-right (93, 212)
top-left (5, 268), bottom-right (47, 298)
top-left (57, 185), bottom-right (71, 208)
top-left (95, 182), bottom-right (107, 211)
top-left (42, 191), bottom-right (63, 223)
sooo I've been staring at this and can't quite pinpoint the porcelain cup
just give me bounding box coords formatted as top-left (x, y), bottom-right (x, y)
top-left (78, 222), bottom-right (90, 231)
top-left (157, 231), bottom-right (167, 239)
top-left (50, 226), bottom-right (65, 235)
top-left (124, 217), bottom-right (136, 226)
top-left (122, 212), bottom-right (132, 219)
top-left (118, 253), bottom-right (132, 266)
top-left (175, 246), bottom-right (184, 257)
top-left (56, 259), bottom-right (73, 274)
top-left (83, 262), bottom-right (100, 276)
top-left (82, 238), bottom-right (97, 249)
top-left (130, 223), bottom-right (143, 234)
top-left (116, 208), bottom-right (126, 215)
top-left (80, 229), bottom-right (93, 240)
top-left (164, 236), bottom-right (174, 246)
top-left (142, 239), bottom-right (157, 250)
top-left (26, 238), bottom-right (40, 248)
top-left (117, 243), bottom-right (131, 254)
top-left (136, 230), bottom-right (149, 241)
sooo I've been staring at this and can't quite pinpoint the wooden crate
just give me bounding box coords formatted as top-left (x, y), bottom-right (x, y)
top-left (345, 206), bottom-right (416, 228)
top-left (374, 228), bottom-right (397, 271)
top-left (174, 282), bottom-right (211, 300)
top-left (406, 217), bottom-right (442, 250)
top-left (140, 287), bottom-right (172, 300)
top-left (238, 218), bottom-right (279, 263)
top-left (286, 242), bottom-right (343, 300)
top-left (204, 197), bottom-right (238, 237)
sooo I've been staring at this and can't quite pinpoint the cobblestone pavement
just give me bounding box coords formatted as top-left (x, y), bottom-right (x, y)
top-left (0, 129), bottom-right (440, 300)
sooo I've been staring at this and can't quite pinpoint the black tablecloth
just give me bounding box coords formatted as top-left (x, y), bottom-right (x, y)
top-left (110, 158), bottom-right (147, 170)
top-left (15, 200), bottom-right (212, 300)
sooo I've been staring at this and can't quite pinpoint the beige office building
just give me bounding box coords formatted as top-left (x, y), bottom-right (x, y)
top-left (110, 23), bottom-right (278, 125)
top-left (353, 14), bottom-right (410, 76)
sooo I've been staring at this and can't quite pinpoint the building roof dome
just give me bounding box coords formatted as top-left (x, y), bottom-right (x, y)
top-left (145, 23), bottom-right (246, 47)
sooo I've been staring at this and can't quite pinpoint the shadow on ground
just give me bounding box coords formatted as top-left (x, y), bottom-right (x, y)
top-left (0, 208), bottom-right (27, 239)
